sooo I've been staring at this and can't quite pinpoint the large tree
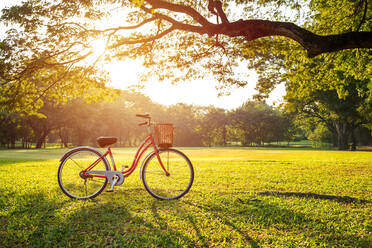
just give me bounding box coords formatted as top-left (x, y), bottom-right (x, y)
top-left (285, 72), bottom-right (371, 150)
top-left (1, 0), bottom-right (371, 104)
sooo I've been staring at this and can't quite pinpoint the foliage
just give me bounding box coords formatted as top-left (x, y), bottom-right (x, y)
top-left (283, 52), bottom-right (372, 150)
top-left (232, 101), bottom-right (291, 146)
top-left (234, 0), bottom-right (372, 150)
top-left (0, 148), bottom-right (371, 247)
top-left (197, 107), bottom-right (228, 146)
top-left (0, 90), bottom-right (298, 148)
top-left (1, 0), bottom-right (371, 111)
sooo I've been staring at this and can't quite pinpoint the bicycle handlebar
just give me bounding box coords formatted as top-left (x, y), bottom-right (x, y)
top-left (136, 114), bottom-right (150, 119)
top-left (136, 114), bottom-right (151, 127)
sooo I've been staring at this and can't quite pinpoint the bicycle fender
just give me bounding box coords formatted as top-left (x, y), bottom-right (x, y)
top-left (139, 151), bottom-right (155, 180)
top-left (60, 146), bottom-right (111, 170)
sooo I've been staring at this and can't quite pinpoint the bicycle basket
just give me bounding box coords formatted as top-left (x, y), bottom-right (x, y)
top-left (155, 123), bottom-right (174, 148)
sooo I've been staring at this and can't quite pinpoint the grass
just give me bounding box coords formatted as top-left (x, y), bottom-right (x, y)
top-left (0, 147), bottom-right (371, 247)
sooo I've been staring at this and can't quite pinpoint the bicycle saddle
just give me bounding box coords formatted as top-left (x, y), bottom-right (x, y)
top-left (97, 137), bottom-right (118, 147)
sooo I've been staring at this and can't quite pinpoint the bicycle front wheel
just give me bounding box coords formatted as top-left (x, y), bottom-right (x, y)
top-left (142, 149), bottom-right (194, 200)
top-left (58, 147), bottom-right (110, 199)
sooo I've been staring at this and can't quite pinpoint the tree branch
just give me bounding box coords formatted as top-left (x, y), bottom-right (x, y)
top-left (208, 0), bottom-right (229, 24)
top-left (206, 20), bottom-right (372, 57)
top-left (111, 26), bottom-right (175, 47)
top-left (146, 0), bottom-right (213, 27)
top-left (90, 17), bottom-right (158, 33)
top-left (140, 6), bottom-right (206, 34)
top-left (356, 0), bottom-right (368, 31)
top-left (33, 64), bottom-right (73, 102)
top-left (138, 0), bottom-right (372, 57)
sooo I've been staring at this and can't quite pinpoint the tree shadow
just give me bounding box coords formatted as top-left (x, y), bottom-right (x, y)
top-left (259, 191), bottom-right (371, 204)
top-left (0, 192), bottom-right (71, 247)
top-left (181, 193), bottom-right (370, 247)
top-left (2, 189), bottom-right (371, 247)
top-left (179, 200), bottom-right (260, 247)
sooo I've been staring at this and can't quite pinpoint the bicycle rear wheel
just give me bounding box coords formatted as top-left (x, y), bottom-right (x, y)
top-left (58, 147), bottom-right (110, 199)
top-left (142, 149), bottom-right (194, 200)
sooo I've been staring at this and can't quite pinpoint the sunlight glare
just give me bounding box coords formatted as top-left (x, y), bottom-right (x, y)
top-left (91, 39), bottom-right (106, 54)
top-left (88, 39), bottom-right (107, 62)
top-left (105, 60), bottom-right (286, 110)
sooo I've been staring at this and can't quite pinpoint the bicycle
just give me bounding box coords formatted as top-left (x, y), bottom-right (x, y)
top-left (57, 114), bottom-right (194, 200)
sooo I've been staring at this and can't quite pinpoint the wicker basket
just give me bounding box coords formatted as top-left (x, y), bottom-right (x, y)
top-left (155, 123), bottom-right (174, 148)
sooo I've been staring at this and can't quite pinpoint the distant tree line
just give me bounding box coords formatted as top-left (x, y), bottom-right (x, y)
top-left (0, 90), bottom-right (370, 149)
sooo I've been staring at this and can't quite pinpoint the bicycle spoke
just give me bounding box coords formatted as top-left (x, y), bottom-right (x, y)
top-left (144, 171), bottom-right (163, 175)
top-left (84, 179), bottom-right (88, 196)
top-left (69, 158), bottom-right (84, 170)
top-left (164, 175), bottom-right (179, 182)
top-left (167, 152), bottom-right (170, 172)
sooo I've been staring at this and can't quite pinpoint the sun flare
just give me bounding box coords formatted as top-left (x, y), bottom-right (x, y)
top-left (83, 39), bottom-right (107, 65)
top-left (90, 39), bottom-right (107, 56)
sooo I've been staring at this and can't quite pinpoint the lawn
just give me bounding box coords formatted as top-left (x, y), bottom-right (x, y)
top-left (0, 147), bottom-right (371, 247)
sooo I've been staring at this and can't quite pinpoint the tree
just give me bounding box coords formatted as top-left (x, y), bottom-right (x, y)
top-left (198, 107), bottom-right (228, 146)
top-left (165, 103), bottom-right (203, 146)
top-left (1, 0), bottom-right (371, 110)
top-left (295, 115), bottom-right (332, 147)
top-left (232, 101), bottom-right (285, 146)
top-left (26, 99), bottom-right (69, 148)
top-left (285, 75), bottom-right (371, 150)
top-left (0, 110), bottom-right (30, 148)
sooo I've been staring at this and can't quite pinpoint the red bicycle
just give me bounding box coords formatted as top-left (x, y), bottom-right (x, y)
top-left (57, 114), bottom-right (194, 200)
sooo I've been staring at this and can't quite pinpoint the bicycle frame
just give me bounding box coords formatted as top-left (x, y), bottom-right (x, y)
top-left (82, 134), bottom-right (169, 179)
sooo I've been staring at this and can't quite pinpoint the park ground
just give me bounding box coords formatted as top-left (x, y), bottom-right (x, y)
top-left (0, 147), bottom-right (371, 247)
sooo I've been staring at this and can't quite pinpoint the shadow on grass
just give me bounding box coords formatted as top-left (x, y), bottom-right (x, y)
top-left (187, 194), bottom-right (370, 247)
top-left (182, 201), bottom-right (260, 248)
top-left (1, 189), bottom-right (202, 247)
top-left (0, 192), bottom-right (70, 248)
top-left (2, 189), bottom-right (371, 247)
top-left (259, 191), bottom-right (371, 204)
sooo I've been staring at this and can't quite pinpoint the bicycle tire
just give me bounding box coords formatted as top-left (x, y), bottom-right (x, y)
top-left (58, 147), bottom-right (110, 199)
top-left (142, 148), bottom-right (194, 200)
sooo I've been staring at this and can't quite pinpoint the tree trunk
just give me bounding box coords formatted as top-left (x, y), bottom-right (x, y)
top-left (331, 133), bottom-right (338, 147)
top-left (59, 128), bottom-right (69, 148)
top-left (222, 125), bottom-right (227, 146)
top-left (35, 131), bottom-right (49, 149)
top-left (76, 129), bottom-right (86, 146)
top-left (36, 135), bottom-right (46, 149)
top-left (10, 136), bottom-right (16, 149)
top-left (350, 129), bottom-right (356, 151)
top-left (334, 122), bottom-right (351, 150)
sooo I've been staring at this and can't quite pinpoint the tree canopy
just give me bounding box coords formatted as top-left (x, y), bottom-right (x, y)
top-left (1, 0), bottom-right (371, 105)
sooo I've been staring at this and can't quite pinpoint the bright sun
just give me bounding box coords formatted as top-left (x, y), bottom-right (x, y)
top-left (89, 39), bottom-right (107, 60)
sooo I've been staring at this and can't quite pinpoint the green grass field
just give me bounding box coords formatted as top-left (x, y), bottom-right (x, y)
top-left (0, 148), bottom-right (371, 247)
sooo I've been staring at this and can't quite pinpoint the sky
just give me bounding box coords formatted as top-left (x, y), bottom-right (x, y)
top-left (0, 1), bottom-right (285, 110)
top-left (104, 59), bottom-right (285, 109)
